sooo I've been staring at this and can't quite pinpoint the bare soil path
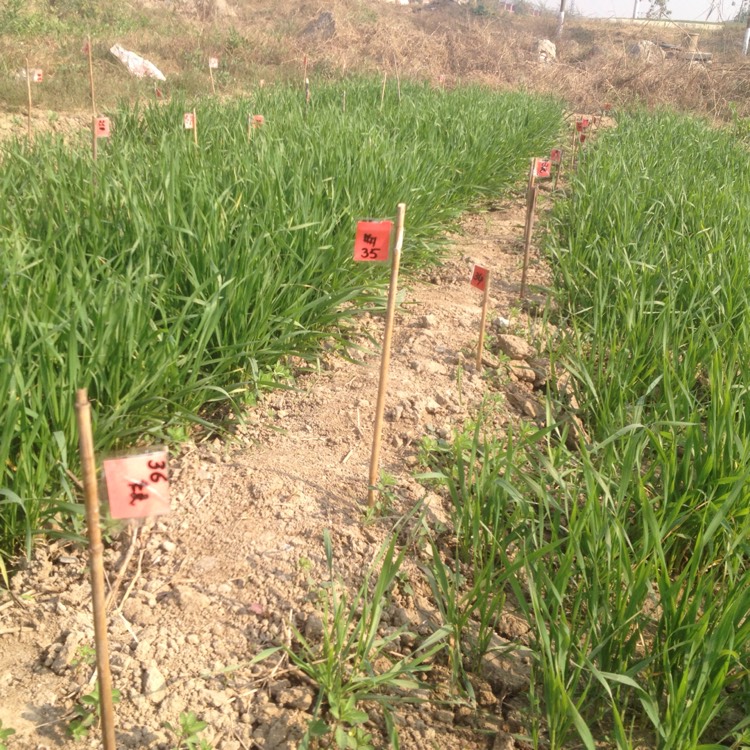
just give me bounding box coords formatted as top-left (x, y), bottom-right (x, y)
top-left (0, 185), bottom-right (556, 750)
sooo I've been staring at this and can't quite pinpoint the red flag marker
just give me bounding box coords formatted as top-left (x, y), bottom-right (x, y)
top-left (354, 220), bottom-right (393, 262)
top-left (470, 264), bottom-right (488, 292)
top-left (534, 158), bottom-right (552, 179)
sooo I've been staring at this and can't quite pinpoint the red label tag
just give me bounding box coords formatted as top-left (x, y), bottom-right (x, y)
top-left (550, 148), bottom-right (562, 165)
top-left (470, 264), bottom-right (488, 291)
top-left (534, 159), bottom-right (552, 179)
top-left (354, 220), bottom-right (393, 262)
top-left (250, 114), bottom-right (265, 128)
top-left (183, 112), bottom-right (195, 130)
top-left (103, 449), bottom-right (170, 520)
top-left (94, 117), bottom-right (111, 138)
top-left (32, 69), bottom-right (43, 83)
top-left (580, 133), bottom-right (587, 144)
top-left (209, 56), bottom-right (219, 69)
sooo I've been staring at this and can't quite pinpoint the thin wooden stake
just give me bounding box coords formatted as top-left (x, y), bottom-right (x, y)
top-left (476, 270), bottom-right (491, 371)
top-left (520, 185), bottom-right (538, 300)
top-left (87, 36), bottom-right (98, 161)
top-left (342, 90), bottom-right (346, 113)
top-left (192, 109), bottom-right (198, 146)
top-left (209, 64), bottom-right (216, 95)
top-left (553, 157), bottom-right (562, 191)
top-left (305, 78), bottom-right (311, 116)
top-left (25, 58), bottom-right (32, 144)
top-left (87, 35), bottom-right (96, 118)
top-left (380, 71), bottom-right (387, 109)
top-left (368, 203), bottom-right (406, 508)
top-left (75, 389), bottom-right (117, 750)
top-left (571, 126), bottom-right (579, 169)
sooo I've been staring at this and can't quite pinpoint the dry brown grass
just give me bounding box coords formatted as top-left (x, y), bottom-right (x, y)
top-left (2, 0), bottom-right (750, 121)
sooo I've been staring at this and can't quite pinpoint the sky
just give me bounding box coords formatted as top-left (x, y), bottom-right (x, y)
top-left (541, 0), bottom-right (740, 21)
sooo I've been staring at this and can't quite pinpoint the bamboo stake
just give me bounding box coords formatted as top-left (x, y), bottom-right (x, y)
top-left (520, 185), bottom-right (538, 300)
top-left (209, 64), bottom-right (216, 95)
top-left (367, 203), bottom-right (406, 508)
top-left (25, 58), bottom-right (32, 144)
top-left (192, 109), bottom-right (198, 146)
top-left (87, 36), bottom-right (96, 117)
top-left (75, 389), bottom-right (117, 750)
top-left (87, 37), bottom-right (98, 161)
top-left (342, 90), bottom-right (346, 113)
top-left (305, 78), bottom-right (311, 116)
top-left (553, 155), bottom-right (563, 191)
top-left (476, 270), bottom-right (491, 371)
top-left (380, 71), bottom-right (387, 109)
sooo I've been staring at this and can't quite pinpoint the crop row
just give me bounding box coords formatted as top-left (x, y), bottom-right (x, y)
top-left (0, 80), bottom-right (562, 560)
top-left (431, 110), bottom-right (750, 748)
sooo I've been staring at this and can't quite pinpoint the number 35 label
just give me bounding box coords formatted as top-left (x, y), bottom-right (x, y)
top-left (353, 220), bottom-right (393, 262)
top-left (103, 449), bottom-right (170, 519)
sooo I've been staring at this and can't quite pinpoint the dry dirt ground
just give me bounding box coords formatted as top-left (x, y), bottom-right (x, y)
top-left (0, 178), bottom-right (562, 749)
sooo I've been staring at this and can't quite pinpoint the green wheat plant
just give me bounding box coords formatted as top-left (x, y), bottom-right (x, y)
top-left (0, 80), bottom-right (562, 561)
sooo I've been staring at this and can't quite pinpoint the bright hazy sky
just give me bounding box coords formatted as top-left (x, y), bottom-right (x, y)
top-left (541, 0), bottom-right (738, 21)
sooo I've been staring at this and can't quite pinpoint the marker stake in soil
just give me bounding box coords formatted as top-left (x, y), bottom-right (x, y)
top-left (86, 36), bottom-right (100, 160)
top-left (551, 148), bottom-right (563, 191)
top-left (471, 265), bottom-right (491, 370)
top-left (184, 110), bottom-right (198, 145)
top-left (380, 71), bottom-right (387, 109)
top-left (208, 56), bottom-right (218, 95)
top-left (75, 389), bottom-right (117, 750)
top-left (520, 158), bottom-right (539, 299)
top-left (365, 204), bottom-right (406, 508)
top-left (25, 59), bottom-right (33, 143)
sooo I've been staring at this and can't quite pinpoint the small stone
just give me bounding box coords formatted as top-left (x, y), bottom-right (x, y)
top-left (275, 686), bottom-right (314, 710)
top-left (497, 334), bottom-right (534, 361)
top-left (304, 613), bottom-right (325, 641)
top-left (161, 540), bottom-right (176, 553)
top-left (424, 361), bottom-right (448, 375)
top-left (434, 709), bottom-right (454, 724)
top-left (50, 631), bottom-right (83, 675)
top-left (425, 399), bottom-right (440, 415)
top-left (142, 663), bottom-right (167, 704)
top-left (508, 361), bottom-right (536, 383)
top-left (418, 314), bottom-right (438, 329)
top-left (492, 316), bottom-right (510, 330)
top-left (205, 689), bottom-right (232, 708)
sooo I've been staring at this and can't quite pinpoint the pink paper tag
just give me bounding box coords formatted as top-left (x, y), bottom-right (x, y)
top-left (103, 449), bottom-right (170, 519)
top-left (470, 264), bottom-right (488, 292)
top-left (550, 148), bottom-right (562, 165)
top-left (183, 112), bottom-right (195, 130)
top-left (354, 220), bottom-right (393, 262)
top-left (534, 159), bottom-right (552, 179)
top-left (32, 69), bottom-right (43, 83)
top-left (209, 57), bottom-right (219, 69)
top-left (94, 117), bottom-right (110, 138)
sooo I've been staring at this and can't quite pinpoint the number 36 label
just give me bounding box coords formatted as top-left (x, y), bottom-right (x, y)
top-left (103, 449), bottom-right (170, 519)
top-left (353, 220), bottom-right (393, 262)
